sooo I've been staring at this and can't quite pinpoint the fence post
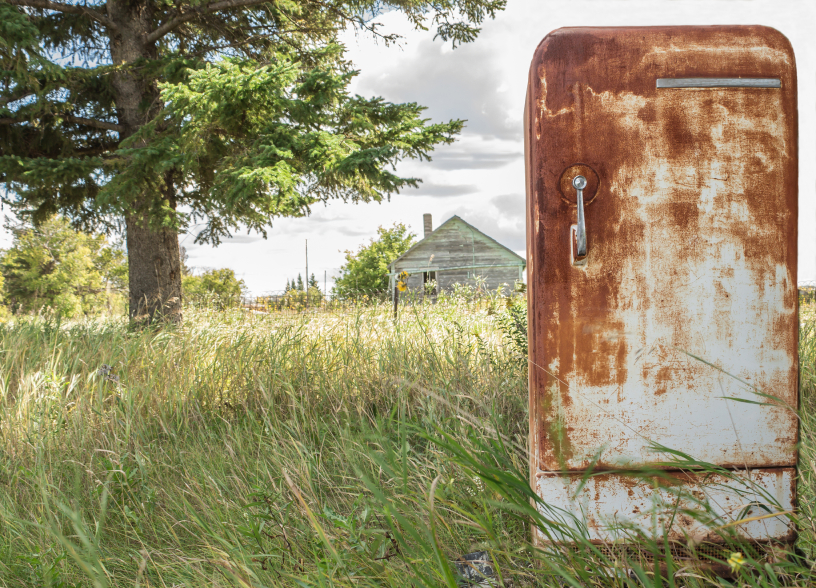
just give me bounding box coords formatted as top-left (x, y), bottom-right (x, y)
top-left (393, 287), bottom-right (399, 320)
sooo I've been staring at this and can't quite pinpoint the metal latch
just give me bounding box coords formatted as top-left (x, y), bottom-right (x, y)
top-left (572, 175), bottom-right (588, 265)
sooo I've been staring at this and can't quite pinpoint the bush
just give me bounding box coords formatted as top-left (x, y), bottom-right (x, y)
top-left (182, 268), bottom-right (247, 309)
top-left (0, 216), bottom-right (127, 317)
top-left (494, 295), bottom-right (527, 366)
top-left (280, 285), bottom-right (323, 309)
top-left (333, 223), bottom-right (415, 299)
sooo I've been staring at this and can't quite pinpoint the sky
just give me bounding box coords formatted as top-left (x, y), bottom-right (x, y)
top-left (7, 0), bottom-right (815, 294)
top-left (182, 0), bottom-right (816, 294)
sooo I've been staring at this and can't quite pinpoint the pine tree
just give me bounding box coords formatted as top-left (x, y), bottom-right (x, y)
top-left (284, 279), bottom-right (291, 292)
top-left (1, 0), bottom-right (505, 323)
top-left (309, 273), bottom-right (318, 289)
top-left (296, 274), bottom-right (304, 292)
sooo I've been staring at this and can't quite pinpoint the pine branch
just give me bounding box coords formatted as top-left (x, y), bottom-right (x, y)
top-left (7, 0), bottom-right (118, 31)
top-left (64, 115), bottom-right (123, 132)
top-left (0, 114), bottom-right (124, 132)
top-left (0, 89), bottom-right (36, 106)
top-left (146, 0), bottom-right (395, 49)
top-left (76, 143), bottom-right (119, 156)
top-left (145, 0), bottom-right (273, 44)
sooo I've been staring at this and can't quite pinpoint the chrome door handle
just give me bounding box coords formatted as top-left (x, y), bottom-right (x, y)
top-left (573, 175), bottom-right (587, 257)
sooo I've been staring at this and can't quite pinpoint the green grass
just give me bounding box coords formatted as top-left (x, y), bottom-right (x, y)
top-left (0, 299), bottom-right (813, 587)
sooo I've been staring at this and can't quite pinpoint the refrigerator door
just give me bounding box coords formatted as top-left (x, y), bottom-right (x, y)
top-left (526, 26), bottom-right (798, 474)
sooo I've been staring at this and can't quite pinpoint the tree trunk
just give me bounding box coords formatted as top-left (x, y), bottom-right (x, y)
top-left (109, 0), bottom-right (183, 323)
top-left (126, 209), bottom-right (182, 323)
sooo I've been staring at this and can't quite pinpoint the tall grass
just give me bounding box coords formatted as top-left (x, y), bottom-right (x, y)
top-left (0, 299), bottom-right (813, 587)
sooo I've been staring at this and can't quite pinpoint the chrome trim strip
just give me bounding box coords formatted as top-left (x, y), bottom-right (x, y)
top-left (656, 78), bottom-right (781, 89)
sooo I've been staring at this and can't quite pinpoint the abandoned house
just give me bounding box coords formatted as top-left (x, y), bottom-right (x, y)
top-left (388, 214), bottom-right (526, 295)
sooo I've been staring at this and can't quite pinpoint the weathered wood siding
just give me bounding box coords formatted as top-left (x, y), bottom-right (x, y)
top-left (438, 267), bottom-right (521, 292)
top-left (392, 217), bottom-right (524, 294)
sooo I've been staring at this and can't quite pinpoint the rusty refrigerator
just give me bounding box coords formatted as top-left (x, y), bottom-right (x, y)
top-left (525, 26), bottom-right (798, 545)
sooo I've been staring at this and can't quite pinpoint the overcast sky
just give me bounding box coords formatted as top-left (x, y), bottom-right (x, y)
top-left (178, 0), bottom-right (816, 294)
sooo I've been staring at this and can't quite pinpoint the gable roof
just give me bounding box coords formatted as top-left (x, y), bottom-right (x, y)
top-left (388, 215), bottom-right (525, 271)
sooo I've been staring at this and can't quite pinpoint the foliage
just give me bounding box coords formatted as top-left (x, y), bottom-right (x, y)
top-left (333, 223), bottom-right (416, 298)
top-left (0, 216), bottom-right (127, 317)
top-left (1, 0), bottom-right (506, 319)
top-left (130, 50), bottom-right (468, 244)
top-left (182, 267), bottom-right (247, 309)
top-left (0, 305), bottom-right (813, 586)
top-left (286, 274), bottom-right (307, 292)
top-left (281, 286), bottom-right (324, 309)
top-left (802, 285), bottom-right (816, 306)
top-left (280, 273), bottom-right (324, 308)
top-left (494, 293), bottom-right (528, 366)
top-left (0, 273), bottom-right (7, 321)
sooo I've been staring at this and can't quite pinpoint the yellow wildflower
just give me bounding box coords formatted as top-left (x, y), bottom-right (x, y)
top-left (727, 552), bottom-right (745, 573)
top-left (396, 271), bottom-right (409, 292)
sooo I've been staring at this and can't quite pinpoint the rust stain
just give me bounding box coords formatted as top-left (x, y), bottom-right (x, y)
top-left (526, 26), bottom-right (798, 476)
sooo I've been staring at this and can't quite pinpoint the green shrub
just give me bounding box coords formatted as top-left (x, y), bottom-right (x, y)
top-left (182, 267), bottom-right (247, 309)
top-left (0, 216), bottom-right (127, 317)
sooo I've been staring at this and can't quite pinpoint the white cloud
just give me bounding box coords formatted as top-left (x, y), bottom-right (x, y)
top-left (400, 181), bottom-right (478, 197)
top-left (351, 34), bottom-right (520, 141)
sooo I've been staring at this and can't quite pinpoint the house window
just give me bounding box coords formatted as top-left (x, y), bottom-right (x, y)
top-left (423, 271), bottom-right (437, 295)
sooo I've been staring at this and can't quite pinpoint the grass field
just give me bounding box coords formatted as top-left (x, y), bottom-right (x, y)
top-left (0, 298), bottom-right (814, 587)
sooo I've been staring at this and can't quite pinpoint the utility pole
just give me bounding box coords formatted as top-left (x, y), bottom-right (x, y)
top-left (324, 270), bottom-right (327, 298)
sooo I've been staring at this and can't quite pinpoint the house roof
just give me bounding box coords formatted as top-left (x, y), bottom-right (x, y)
top-left (387, 215), bottom-right (525, 271)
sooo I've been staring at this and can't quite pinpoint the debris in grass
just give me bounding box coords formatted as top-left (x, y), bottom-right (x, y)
top-left (98, 364), bottom-right (120, 383)
top-left (454, 551), bottom-right (499, 586)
